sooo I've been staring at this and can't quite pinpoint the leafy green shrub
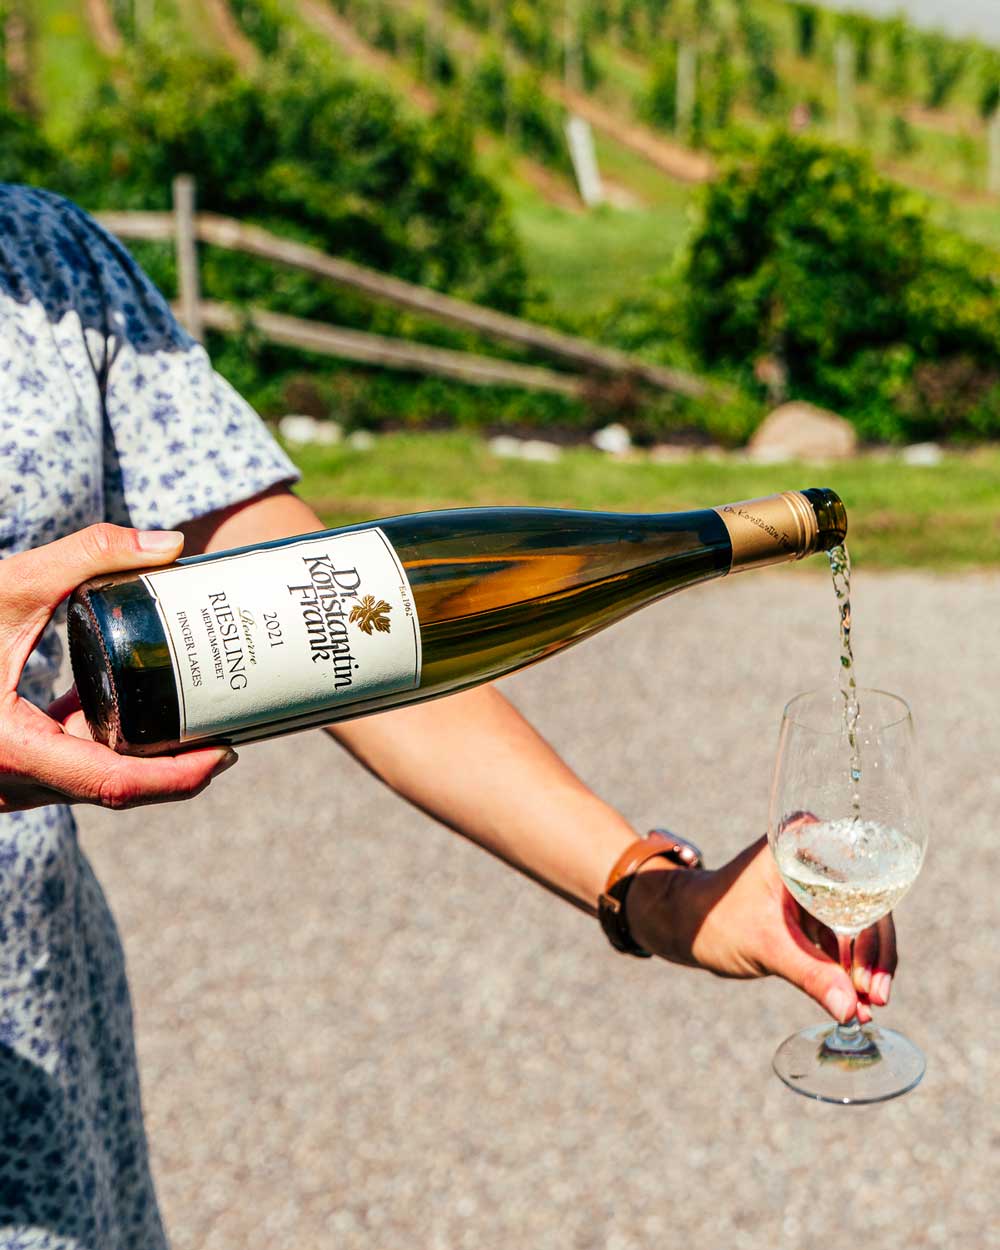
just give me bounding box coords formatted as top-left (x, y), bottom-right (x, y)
top-left (641, 46), bottom-right (679, 131)
top-left (881, 17), bottom-right (910, 98)
top-left (466, 50), bottom-right (569, 171)
top-left (889, 113), bottom-right (919, 158)
top-left (228, 0), bottom-right (284, 56)
top-left (790, 3), bottom-right (819, 60)
top-left (977, 52), bottom-right (1000, 119)
top-left (738, 10), bottom-right (782, 116)
top-left (0, 104), bottom-right (71, 186)
top-left (920, 32), bottom-right (970, 110)
top-left (683, 135), bottom-right (1000, 440)
top-left (507, 0), bottom-right (557, 71)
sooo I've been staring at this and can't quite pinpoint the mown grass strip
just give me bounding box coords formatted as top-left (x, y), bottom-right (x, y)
top-left (289, 431), bottom-right (1000, 569)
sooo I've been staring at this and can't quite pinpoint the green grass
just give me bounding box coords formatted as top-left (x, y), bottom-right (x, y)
top-left (287, 431), bottom-right (1000, 569)
top-left (34, 0), bottom-right (106, 144)
top-left (929, 194), bottom-right (1000, 252)
top-left (499, 171), bottom-right (694, 317)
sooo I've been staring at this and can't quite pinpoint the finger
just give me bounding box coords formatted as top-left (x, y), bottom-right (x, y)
top-left (799, 911), bottom-right (840, 963)
top-left (0, 526), bottom-right (184, 680)
top-left (0, 780), bottom-right (74, 813)
top-left (856, 998), bottom-right (873, 1025)
top-left (20, 732), bottom-right (237, 810)
top-left (870, 914), bottom-right (897, 1005)
top-left (47, 686), bottom-right (82, 725)
top-left (59, 709), bottom-right (95, 742)
top-left (46, 688), bottom-right (94, 742)
top-left (780, 810), bottom-right (820, 835)
top-left (851, 925), bottom-right (878, 996)
top-left (771, 922), bottom-right (858, 1023)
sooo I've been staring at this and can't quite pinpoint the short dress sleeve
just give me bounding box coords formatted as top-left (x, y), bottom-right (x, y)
top-left (62, 199), bottom-right (299, 530)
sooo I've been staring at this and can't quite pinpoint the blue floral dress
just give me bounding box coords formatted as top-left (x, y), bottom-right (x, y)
top-left (0, 185), bottom-right (297, 1248)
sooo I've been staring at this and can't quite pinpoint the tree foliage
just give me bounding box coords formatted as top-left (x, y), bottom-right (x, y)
top-left (0, 105), bottom-right (70, 186)
top-left (67, 44), bottom-right (529, 314)
top-left (684, 135), bottom-right (1000, 440)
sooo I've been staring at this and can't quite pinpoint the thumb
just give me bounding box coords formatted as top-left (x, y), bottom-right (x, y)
top-left (771, 926), bottom-right (859, 1024)
top-left (0, 525), bottom-right (184, 678)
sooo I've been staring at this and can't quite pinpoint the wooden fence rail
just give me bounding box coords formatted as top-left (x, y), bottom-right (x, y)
top-left (197, 302), bottom-right (588, 396)
top-left (97, 177), bottom-right (720, 400)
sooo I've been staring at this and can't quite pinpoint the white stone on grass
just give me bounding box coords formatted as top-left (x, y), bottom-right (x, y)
top-left (487, 436), bottom-right (561, 463)
top-left (278, 415), bottom-right (342, 446)
top-left (487, 436), bottom-right (523, 459)
top-left (518, 440), bottom-right (562, 463)
top-left (592, 423), bottom-right (632, 455)
top-left (901, 442), bottom-right (944, 467)
top-left (278, 414), bottom-right (320, 445)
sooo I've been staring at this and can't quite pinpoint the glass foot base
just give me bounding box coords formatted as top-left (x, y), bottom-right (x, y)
top-left (773, 1022), bottom-right (925, 1105)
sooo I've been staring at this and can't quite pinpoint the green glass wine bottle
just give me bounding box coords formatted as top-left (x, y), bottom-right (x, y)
top-left (67, 489), bottom-right (846, 756)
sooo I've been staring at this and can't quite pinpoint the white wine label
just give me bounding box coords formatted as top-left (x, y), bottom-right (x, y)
top-left (142, 528), bottom-right (421, 741)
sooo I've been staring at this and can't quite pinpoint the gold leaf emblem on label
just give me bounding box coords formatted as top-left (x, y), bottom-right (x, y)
top-left (349, 594), bottom-right (392, 635)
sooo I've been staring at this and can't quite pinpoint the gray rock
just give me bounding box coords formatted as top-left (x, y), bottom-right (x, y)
top-left (748, 401), bottom-right (858, 463)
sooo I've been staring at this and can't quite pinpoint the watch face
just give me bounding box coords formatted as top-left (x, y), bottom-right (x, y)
top-left (649, 830), bottom-right (703, 868)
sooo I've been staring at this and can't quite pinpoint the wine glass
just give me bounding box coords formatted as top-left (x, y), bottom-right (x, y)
top-left (767, 687), bottom-right (928, 1104)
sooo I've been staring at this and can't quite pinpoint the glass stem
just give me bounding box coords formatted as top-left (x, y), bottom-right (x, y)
top-left (825, 933), bottom-right (870, 1054)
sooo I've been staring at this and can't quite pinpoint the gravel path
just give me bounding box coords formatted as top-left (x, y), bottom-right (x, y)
top-left (76, 566), bottom-right (1000, 1250)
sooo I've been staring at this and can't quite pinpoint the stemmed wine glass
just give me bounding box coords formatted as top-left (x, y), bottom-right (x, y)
top-left (768, 687), bottom-right (928, 1105)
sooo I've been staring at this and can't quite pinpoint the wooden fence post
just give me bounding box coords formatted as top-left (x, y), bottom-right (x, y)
top-left (988, 109), bottom-right (1000, 196)
top-left (836, 34), bottom-right (857, 140)
top-left (173, 175), bottom-right (203, 343)
top-left (675, 41), bottom-right (697, 142)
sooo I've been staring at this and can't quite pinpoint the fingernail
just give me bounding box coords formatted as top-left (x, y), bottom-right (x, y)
top-left (854, 966), bottom-right (872, 994)
top-left (872, 972), bottom-right (892, 1004)
top-left (824, 987), bottom-right (854, 1022)
top-left (138, 530), bottom-right (184, 554)
top-left (210, 749), bottom-right (238, 777)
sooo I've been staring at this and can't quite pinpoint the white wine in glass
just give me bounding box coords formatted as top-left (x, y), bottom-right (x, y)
top-left (768, 688), bottom-right (928, 1104)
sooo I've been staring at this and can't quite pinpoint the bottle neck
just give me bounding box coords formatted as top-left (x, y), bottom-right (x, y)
top-left (714, 490), bottom-right (844, 573)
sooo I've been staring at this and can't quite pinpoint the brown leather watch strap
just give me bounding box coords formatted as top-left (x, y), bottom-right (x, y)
top-left (598, 830), bottom-right (703, 957)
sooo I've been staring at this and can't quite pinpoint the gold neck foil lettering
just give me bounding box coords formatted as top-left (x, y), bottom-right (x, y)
top-left (714, 492), bottom-right (819, 572)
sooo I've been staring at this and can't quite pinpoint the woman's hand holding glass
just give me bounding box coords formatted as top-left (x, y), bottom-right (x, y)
top-left (625, 833), bottom-right (896, 1023)
top-left (767, 687), bottom-right (928, 1104)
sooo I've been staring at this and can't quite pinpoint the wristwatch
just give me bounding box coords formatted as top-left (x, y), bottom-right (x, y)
top-left (598, 829), bottom-right (704, 957)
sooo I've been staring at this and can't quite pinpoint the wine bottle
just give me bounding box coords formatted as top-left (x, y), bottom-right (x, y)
top-left (68, 489), bottom-right (846, 756)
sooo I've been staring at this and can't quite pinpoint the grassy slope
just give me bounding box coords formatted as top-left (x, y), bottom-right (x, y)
top-left (34, 0), bottom-right (106, 143)
top-left (291, 432), bottom-right (1000, 568)
top-left (492, 163), bottom-right (695, 317)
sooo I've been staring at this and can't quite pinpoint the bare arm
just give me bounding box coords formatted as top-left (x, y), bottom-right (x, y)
top-left (179, 485), bottom-right (637, 911)
top-left (180, 485), bottom-right (888, 1022)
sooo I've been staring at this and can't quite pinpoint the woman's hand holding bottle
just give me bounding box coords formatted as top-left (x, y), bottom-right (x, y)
top-left (0, 524), bottom-right (236, 812)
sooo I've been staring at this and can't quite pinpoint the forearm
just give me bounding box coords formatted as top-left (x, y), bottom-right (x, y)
top-left (328, 685), bottom-right (638, 912)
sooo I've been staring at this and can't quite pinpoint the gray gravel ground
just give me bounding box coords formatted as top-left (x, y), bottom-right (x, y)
top-left (76, 566), bottom-right (1000, 1250)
